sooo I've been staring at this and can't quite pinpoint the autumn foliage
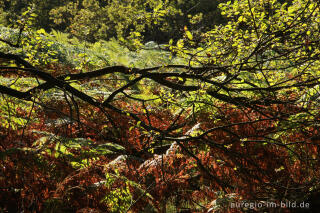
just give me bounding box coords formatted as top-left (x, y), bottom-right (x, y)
top-left (2, 0), bottom-right (320, 212)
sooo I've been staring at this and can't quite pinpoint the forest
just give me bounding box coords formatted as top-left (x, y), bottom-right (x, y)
top-left (1, 0), bottom-right (320, 212)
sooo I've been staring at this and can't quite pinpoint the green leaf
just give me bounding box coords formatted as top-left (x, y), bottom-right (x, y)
top-left (37, 28), bottom-right (46, 34)
top-left (186, 31), bottom-right (193, 40)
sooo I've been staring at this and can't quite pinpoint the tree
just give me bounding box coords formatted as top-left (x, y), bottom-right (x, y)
top-left (49, 0), bottom-right (226, 43)
top-left (1, 0), bottom-right (226, 43)
top-left (0, 0), bottom-right (66, 29)
top-left (1, 0), bottom-right (320, 212)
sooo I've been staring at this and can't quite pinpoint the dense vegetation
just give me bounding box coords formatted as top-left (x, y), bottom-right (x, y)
top-left (1, 0), bottom-right (320, 212)
top-left (0, 0), bottom-right (226, 43)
